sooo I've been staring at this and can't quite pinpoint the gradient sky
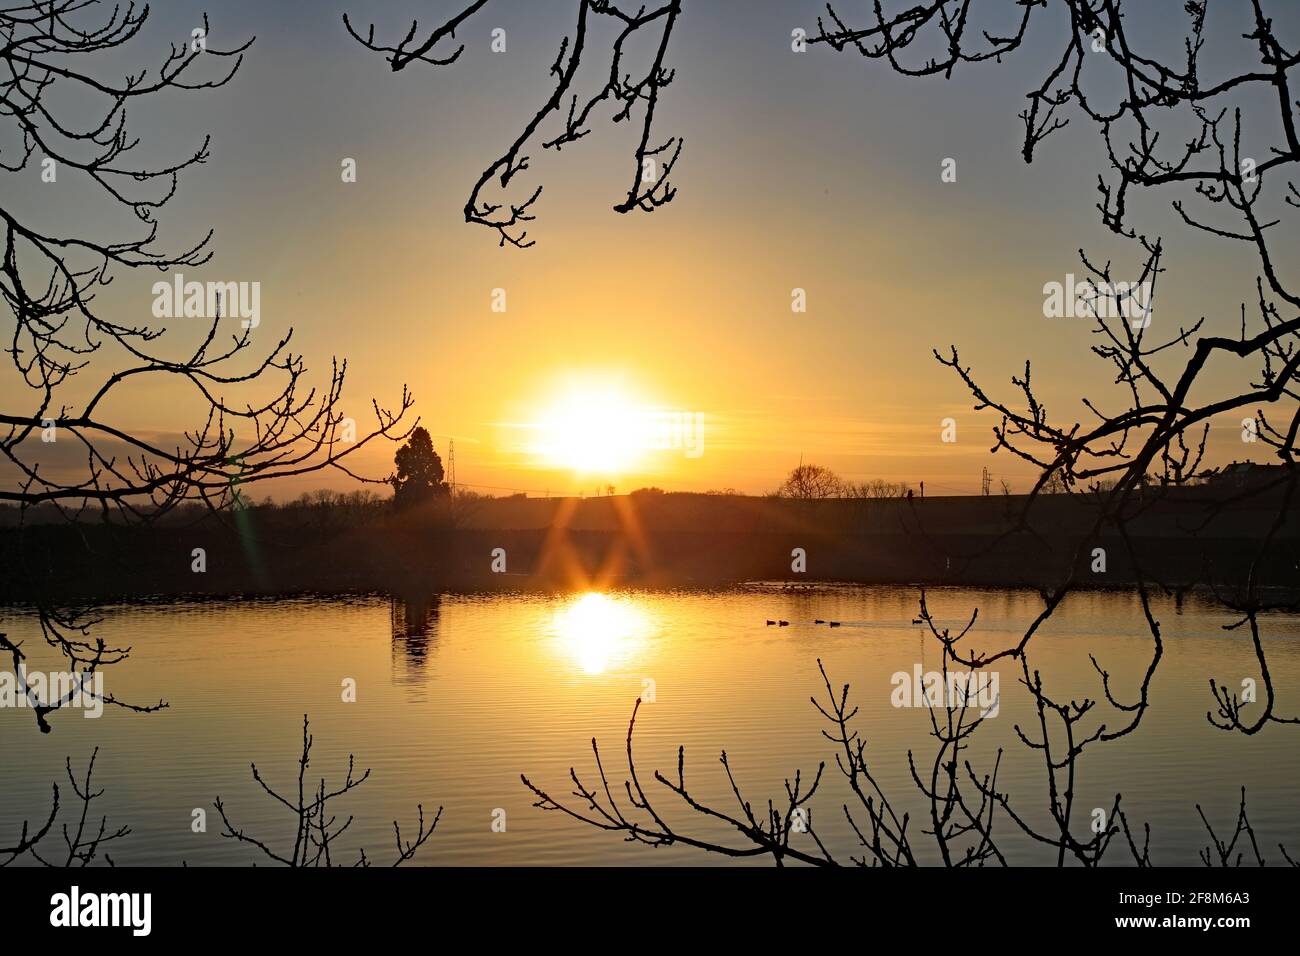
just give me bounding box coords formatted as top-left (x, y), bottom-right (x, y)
top-left (6, 0), bottom-right (1299, 498)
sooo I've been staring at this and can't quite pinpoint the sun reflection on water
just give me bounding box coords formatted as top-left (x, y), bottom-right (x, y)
top-left (550, 592), bottom-right (652, 674)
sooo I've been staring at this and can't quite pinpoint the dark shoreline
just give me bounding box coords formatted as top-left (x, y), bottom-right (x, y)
top-left (2, 488), bottom-right (1295, 605)
top-left (0, 580), bottom-right (1268, 616)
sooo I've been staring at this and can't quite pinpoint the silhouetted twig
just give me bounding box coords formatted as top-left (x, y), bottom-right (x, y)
top-left (2, 748), bottom-right (126, 866)
top-left (214, 715), bottom-right (441, 867)
top-left (346, 0), bottom-right (683, 247)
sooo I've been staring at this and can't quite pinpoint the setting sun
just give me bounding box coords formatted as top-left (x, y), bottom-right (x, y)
top-left (529, 386), bottom-right (650, 475)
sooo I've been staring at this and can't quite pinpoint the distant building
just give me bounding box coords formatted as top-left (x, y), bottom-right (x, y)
top-left (1208, 461), bottom-right (1290, 490)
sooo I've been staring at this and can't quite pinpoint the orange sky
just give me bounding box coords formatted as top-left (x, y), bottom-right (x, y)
top-left (4, 0), bottom-right (1294, 501)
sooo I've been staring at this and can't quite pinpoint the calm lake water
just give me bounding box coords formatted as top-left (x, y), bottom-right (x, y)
top-left (3, 585), bottom-right (1298, 866)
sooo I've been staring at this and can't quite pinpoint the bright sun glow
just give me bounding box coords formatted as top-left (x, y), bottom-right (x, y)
top-left (550, 592), bottom-right (651, 674)
top-left (530, 387), bottom-right (648, 474)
